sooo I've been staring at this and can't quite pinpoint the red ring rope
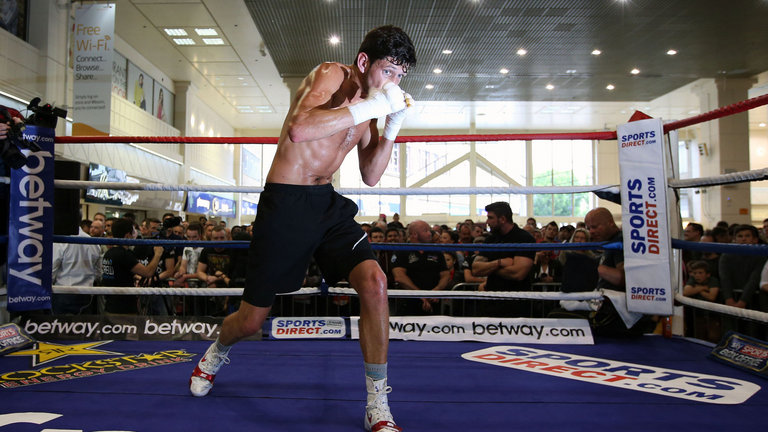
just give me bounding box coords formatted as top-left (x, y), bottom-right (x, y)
top-left (54, 93), bottom-right (768, 145)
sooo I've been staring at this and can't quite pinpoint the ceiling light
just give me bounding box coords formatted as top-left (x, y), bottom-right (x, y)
top-left (485, 85), bottom-right (496, 89)
top-left (499, 68), bottom-right (509, 74)
top-left (606, 84), bottom-right (615, 90)
top-left (591, 49), bottom-right (601, 56)
top-left (237, 77), bottom-right (245, 80)
top-left (173, 38), bottom-right (195, 45)
top-left (667, 49), bottom-right (678, 55)
top-left (203, 38), bottom-right (225, 45)
top-left (442, 49), bottom-right (453, 54)
top-left (238, 108), bottom-right (254, 113)
top-left (164, 28), bottom-right (187, 36)
top-left (329, 35), bottom-right (340, 45)
top-left (425, 84), bottom-right (434, 89)
top-left (433, 68), bottom-right (442, 74)
top-left (516, 48), bottom-right (527, 56)
top-left (546, 84), bottom-right (554, 90)
top-left (760, 123), bottom-right (767, 127)
top-left (630, 68), bottom-right (640, 75)
top-left (566, 69), bottom-right (577, 74)
top-left (195, 28), bottom-right (218, 36)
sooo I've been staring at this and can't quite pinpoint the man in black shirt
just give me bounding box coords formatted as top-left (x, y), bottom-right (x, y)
top-left (472, 202), bottom-right (535, 317)
top-left (196, 226), bottom-right (236, 315)
top-left (392, 220), bottom-right (450, 314)
top-left (101, 218), bottom-right (163, 314)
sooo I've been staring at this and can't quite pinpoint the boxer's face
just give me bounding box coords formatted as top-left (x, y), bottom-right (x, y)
top-left (366, 57), bottom-right (407, 89)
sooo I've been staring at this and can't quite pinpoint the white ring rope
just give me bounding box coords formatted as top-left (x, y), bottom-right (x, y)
top-left (50, 286), bottom-right (768, 324)
top-left (674, 293), bottom-right (768, 322)
top-left (52, 285), bottom-right (603, 301)
top-left (5, 167), bottom-right (763, 193)
top-left (667, 167), bottom-right (768, 189)
top-left (47, 180), bottom-right (617, 195)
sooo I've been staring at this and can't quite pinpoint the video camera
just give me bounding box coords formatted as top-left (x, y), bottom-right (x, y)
top-left (0, 97), bottom-right (67, 169)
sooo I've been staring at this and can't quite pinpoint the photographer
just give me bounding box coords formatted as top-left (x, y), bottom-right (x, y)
top-left (0, 107), bottom-right (25, 171)
top-left (1, 99), bottom-right (66, 172)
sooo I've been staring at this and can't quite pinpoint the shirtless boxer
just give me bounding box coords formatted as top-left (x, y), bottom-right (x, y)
top-left (189, 25), bottom-right (416, 432)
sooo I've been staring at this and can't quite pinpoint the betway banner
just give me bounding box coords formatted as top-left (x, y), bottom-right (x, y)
top-left (351, 316), bottom-right (593, 344)
top-left (617, 118), bottom-right (674, 315)
top-left (7, 126), bottom-right (55, 311)
top-left (19, 315), bottom-right (261, 341)
top-left (73, 2), bottom-right (115, 135)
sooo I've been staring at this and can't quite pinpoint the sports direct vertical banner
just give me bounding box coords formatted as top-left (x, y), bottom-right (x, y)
top-left (72, 3), bottom-right (115, 136)
top-left (617, 118), bottom-right (674, 315)
top-left (7, 126), bottom-right (56, 311)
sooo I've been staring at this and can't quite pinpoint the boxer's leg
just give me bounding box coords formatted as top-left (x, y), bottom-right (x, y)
top-left (190, 301), bottom-right (270, 397)
top-left (350, 260), bottom-right (401, 432)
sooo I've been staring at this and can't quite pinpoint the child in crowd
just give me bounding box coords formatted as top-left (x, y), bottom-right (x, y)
top-left (683, 260), bottom-right (721, 342)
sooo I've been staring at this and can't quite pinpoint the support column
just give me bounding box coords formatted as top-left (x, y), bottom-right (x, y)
top-left (174, 81), bottom-right (193, 193)
top-left (693, 77), bottom-right (755, 227)
top-left (468, 105), bottom-right (477, 218)
top-left (28, 0), bottom-right (70, 136)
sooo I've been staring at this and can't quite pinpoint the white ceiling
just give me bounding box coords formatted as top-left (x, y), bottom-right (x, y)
top-left (116, 0), bottom-right (766, 134)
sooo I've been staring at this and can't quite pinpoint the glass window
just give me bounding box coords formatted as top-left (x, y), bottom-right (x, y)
top-left (532, 140), bottom-right (594, 218)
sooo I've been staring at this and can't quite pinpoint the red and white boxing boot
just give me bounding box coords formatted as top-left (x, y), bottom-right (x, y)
top-left (364, 376), bottom-right (402, 432)
top-left (189, 342), bottom-right (230, 397)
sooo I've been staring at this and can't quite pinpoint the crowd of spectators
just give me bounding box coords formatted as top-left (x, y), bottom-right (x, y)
top-left (53, 208), bottom-right (768, 340)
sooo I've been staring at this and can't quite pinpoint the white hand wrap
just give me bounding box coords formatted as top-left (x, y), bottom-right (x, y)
top-left (348, 82), bottom-right (407, 125)
top-left (382, 93), bottom-right (414, 141)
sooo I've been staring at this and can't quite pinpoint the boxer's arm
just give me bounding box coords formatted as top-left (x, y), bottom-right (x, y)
top-left (286, 63), bottom-right (355, 143)
top-left (357, 125), bottom-right (393, 186)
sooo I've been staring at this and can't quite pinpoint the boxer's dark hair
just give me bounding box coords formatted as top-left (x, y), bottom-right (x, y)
top-left (358, 25), bottom-right (416, 72)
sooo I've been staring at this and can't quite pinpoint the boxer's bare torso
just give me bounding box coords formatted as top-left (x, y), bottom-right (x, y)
top-left (266, 62), bottom-right (372, 185)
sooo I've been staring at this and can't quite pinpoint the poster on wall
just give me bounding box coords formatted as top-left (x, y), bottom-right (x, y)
top-left (153, 83), bottom-right (174, 125)
top-left (72, 2), bottom-right (115, 136)
top-left (0, 0), bottom-right (28, 41)
top-left (112, 50), bottom-right (127, 98)
top-left (126, 62), bottom-right (152, 113)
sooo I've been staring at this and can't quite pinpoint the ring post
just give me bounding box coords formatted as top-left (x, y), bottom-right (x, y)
top-left (7, 125), bottom-right (55, 312)
top-left (618, 113), bottom-right (674, 316)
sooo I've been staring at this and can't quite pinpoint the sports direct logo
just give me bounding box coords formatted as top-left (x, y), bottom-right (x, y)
top-left (462, 346), bottom-right (761, 404)
top-left (271, 318), bottom-right (345, 339)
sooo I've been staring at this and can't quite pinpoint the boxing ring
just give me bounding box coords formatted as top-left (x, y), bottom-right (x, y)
top-left (2, 95), bottom-right (768, 430)
top-left (1, 337), bottom-right (766, 431)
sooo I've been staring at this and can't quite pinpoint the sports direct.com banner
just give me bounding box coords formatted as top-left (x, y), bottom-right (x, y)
top-left (617, 118), bottom-right (674, 315)
top-left (7, 126), bottom-right (56, 311)
top-left (463, 346), bottom-right (761, 404)
top-left (351, 316), bottom-right (594, 344)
